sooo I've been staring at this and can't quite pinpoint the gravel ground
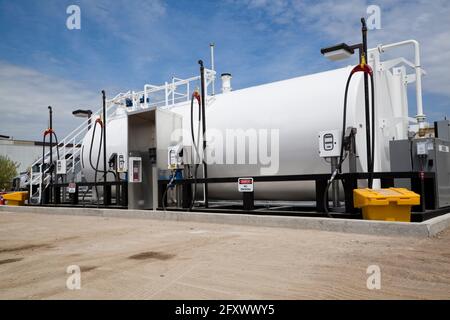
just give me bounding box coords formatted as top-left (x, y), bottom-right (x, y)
top-left (0, 211), bottom-right (449, 299)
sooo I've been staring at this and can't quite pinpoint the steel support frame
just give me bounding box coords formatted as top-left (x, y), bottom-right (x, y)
top-left (48, 181), bottom-right (128, 207)
top-left (158, 171), bottom-right (438, 215)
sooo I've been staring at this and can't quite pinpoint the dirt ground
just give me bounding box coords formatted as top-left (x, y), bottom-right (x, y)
top-left (0, 211), bottom-right (449, 300)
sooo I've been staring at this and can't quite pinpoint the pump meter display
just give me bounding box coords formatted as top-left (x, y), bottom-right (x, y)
top-left (128, 157), bottom-right (142, 183)
top-left (318, 130), bottom-right (342, 158)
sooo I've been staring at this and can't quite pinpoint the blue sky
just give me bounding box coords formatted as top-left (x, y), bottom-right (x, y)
top-left (0, 0), bottom-right (449, 140)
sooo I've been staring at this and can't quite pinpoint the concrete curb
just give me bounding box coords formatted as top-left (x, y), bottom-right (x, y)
top-left (1, 205), bottom-right (449, 238)
top-left (424, 213), bottom-right (450, 237)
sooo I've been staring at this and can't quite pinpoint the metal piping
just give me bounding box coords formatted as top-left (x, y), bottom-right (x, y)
top-left (210, 43), bottom-right (215, 95)
top-left (377, 40), bottom-right (426, 131)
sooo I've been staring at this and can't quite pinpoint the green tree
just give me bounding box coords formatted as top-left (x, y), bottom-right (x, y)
top-left (0, 155), bottom-right (18, 190)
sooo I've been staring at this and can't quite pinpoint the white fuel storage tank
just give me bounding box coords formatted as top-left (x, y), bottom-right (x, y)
top-left (81, 65), bottom-right (408, 201)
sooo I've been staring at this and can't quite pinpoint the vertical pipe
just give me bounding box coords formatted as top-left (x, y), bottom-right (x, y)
top-left (210, 43), bottom-right (215, 95)
top-left (144, 85), bottom-right (148, 109)
top-left (102, 90), bottom-right (107, 206)
top-left (187, 82), bottom-right (190, 101)
top-left (165, 82), bottom-right (169, 107)
top-left (172, 77), bottom-right (175, 105)
top-left (198, 60), bottom-right (209, 208)
top-left (377, 40), bottom-right (426, 130)
top-left (361, 18), bottom-right (373, 188)
top-left (72, 138), bottom-right (75, 178)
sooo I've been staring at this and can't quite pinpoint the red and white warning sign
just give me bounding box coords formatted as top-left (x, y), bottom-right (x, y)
top-left (238, 178), bottom-right (254, 192)
top-left (68, 183), bottom-right (76, 194)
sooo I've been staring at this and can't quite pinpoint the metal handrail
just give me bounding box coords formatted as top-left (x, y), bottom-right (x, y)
top-left (29, 70), bottom-right (216, 203)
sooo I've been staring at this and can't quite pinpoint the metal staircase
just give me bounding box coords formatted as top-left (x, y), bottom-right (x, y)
top-left (29, 69), bottom-right (216, 204)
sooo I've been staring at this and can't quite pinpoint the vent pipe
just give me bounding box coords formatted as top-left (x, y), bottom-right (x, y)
top-left (221, 73), bottom-right (232, 93)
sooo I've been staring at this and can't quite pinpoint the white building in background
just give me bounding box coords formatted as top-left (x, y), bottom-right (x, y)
top-left (0, 138), bottom-right (44, 173)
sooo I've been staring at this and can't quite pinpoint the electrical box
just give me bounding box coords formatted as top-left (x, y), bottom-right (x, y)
top-left (416, 141), bottom-right (428, 156)
top-left (390, 138), bottom-right (450, 208)
top-left (318, 130), bottom-right (341, 158)
top-left (435, 120), bottom-right (450, 141)
top-left (56, 160), bottom-right (67, 175)
top-left (117, 153), bottom-right (127, 173)
top-left (128, 157), bottom-right (142, 183)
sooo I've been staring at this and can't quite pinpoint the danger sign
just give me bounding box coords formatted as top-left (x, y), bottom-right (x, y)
top-left (238, 178), bottom-right (254, 193)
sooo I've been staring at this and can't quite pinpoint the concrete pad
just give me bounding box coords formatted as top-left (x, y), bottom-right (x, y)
top-left (1, 205), bottom-right (449, 238)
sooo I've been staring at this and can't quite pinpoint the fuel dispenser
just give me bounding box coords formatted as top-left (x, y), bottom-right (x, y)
top-left (127, 108), bottom-right (182, 210)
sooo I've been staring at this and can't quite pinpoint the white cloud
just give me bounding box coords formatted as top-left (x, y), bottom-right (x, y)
top-left (0, 61), bottom-right (99, 140)
top-left (238, 0), bottom-right (450, 97)
top-left (78, 0), bottom-right (169, 70)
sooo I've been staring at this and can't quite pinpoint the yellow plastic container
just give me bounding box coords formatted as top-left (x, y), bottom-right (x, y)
top-left (2, 191), bottom-right (29, 206)
top-left (353, 188), bottom-right (420, 222)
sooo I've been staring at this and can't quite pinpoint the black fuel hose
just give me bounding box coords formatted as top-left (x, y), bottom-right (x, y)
top-left (52, 132), bottom-right (60, 161)
top-left (87, 121), bottom-right (104, 205)
top-left (190, 92), bottom-right (202, 210)
top-left (94, 126), bottom-right (103, 206)
top-left (338, 72), bottom-right (356, 170)
top-left (51, 131), bottom-right (62, 184)
top-left (85, 121), bottom-right (102, 205)
top-left (88, 121), bottom-right (118, 178)
top-left (84, 120), bottom-right (119, 205)
top-left (39, 130), bottom-right (61, 203)
top-left (323, 71), bottom-right (355, 217)
top-left (324, 69), bottom-right (375, 215)
top-left (40, 134), bottom-right (48, 205)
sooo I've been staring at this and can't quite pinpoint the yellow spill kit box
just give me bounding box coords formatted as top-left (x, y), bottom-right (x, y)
top-left (2, 191), bottom-right (29, 206)
top-left (353, 188), bottom-right (420, 222)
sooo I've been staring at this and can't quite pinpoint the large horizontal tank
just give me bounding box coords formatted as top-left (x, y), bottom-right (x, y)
top-left (170, 66), bottom-right (406, 200)
top-left (81, 65), bottom-right (408, 201)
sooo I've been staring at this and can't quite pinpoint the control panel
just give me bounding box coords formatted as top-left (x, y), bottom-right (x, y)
top-left (318, 130), bottom-right (341, 158)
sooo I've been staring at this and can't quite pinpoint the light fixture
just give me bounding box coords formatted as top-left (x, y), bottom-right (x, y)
top-left (72, 109), bottom-right (93, 130)
top-left (72, 109), bottom-right (92, 118)
top-left (320, 43), bottom-right (355, 61)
